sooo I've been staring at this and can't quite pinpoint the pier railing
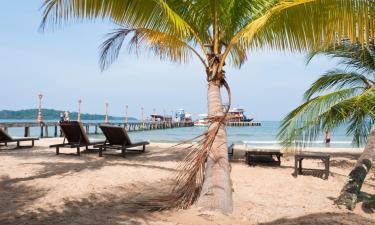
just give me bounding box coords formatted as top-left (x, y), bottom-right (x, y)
top-left (0, 121), bottom-right (194, 138)
top-left (226, 122), bottom-right (261, 126)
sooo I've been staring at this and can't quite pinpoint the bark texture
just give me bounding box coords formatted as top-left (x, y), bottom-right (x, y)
top-left (196, 81), bottom-right (233, 213)
top-left (336, 125), bottom-right (375, 210)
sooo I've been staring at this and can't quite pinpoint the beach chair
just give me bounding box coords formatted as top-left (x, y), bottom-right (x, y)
top-left (96, 125), bottom-right (149, 157)
top-left (0, 128), bottom-right (38, 148)
top-left (50, 121), bottom-right (104, 156)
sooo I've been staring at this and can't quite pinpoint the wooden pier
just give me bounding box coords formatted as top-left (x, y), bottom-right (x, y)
top-left (0, 121), bottom-right (194, 138)
top-left (226, 121), bottom-right (261, 126)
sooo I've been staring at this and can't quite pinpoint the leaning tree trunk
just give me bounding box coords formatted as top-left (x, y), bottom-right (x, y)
top-left (196, 80), bottom-right (233, 213)
top-left (336, 125), bottom-right (375, 210)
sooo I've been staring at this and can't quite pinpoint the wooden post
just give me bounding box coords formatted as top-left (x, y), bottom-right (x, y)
top-left (40, 125), bottom-right (44, 138)
top-left (45, 125), bottom-right (49, 138)
top-left (54, 125), bottom-right (58, 137)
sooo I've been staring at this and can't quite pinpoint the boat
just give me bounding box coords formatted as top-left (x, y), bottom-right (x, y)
top-left (194, 107), bottom-right (254, 126)
top-left (194, 113), bottom-right (208, 126)
top-left (227, 108), bottom-right (253, 122)
top-left (174, 109), bottom-right (192, 122)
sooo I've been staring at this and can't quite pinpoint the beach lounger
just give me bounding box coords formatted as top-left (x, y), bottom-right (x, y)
top-left (50, 121), bottom-right (104, 156)
top-left (95, 125), bottom-right (149, 157)
top-left (245, 150), bottom-right (283, 166)
top-left (0, 128), bottom-right (38, 148)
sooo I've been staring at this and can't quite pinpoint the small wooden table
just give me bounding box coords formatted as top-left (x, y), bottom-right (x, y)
top-left (245, 150), bottom-right (283, 166)
top-left (294, 152), bottom-right (330, 180)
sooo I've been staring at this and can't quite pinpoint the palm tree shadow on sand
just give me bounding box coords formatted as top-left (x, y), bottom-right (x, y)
top-left (0, 178), bottom-right (180, 225)
top-left (259, 212), bottom-right (374, 225)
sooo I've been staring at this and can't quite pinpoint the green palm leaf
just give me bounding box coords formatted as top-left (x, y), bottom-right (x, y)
top-left (279, 41), bottom-right (375, 148)
top-left (304, 71), bottom-right (373, 100)
top-left (307, 43), bottom-right (375, 74)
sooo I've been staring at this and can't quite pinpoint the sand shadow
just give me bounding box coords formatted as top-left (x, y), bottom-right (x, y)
top-left (0, 179), bottom-right (178, 225)
top-left (259, 212), bottom-right (374, 225)
top-left (293, 168), bottom-right (328, 179)
top-left (0, 176), bottom-right (49, 223)
top-left (329, 159), bottom-right (356, 169)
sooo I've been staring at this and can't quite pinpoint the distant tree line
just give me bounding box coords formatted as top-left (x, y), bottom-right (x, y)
top-left (0, 109), bottom-right (137, 121)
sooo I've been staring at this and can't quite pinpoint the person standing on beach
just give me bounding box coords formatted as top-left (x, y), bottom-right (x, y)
top-left (325, 131), bottom-right (331, 144)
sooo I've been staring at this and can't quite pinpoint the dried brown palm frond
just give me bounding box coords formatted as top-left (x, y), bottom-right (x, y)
top-left (124, 80), bottom-right (231, 211)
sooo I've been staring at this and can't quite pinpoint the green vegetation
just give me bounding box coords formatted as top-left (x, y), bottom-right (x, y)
top-left (0, 109), bottom-right (136, 121)
top-left (278, 43), bottom-right (375, 147)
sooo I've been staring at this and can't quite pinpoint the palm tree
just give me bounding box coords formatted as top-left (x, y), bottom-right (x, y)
top-left (40, 0), bottom-right (374, 213)
top-left (278, 43), bottom-right (375, 210)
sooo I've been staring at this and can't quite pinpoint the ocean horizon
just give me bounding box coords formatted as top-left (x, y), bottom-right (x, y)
top-left (0, 119), bottom-right (357, 148)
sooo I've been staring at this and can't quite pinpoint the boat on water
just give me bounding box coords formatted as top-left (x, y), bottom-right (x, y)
top-left (226, 108), bottom-right (253, 122)
top-left (194, 108), bottom-right (254, 126)
top-left (194, 113), bottom-right (208, 127)
top-left (149, 109), bottom-right (192, 123)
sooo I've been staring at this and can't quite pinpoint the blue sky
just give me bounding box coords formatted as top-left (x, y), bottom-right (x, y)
top-left (0, 1), bottom-right (338, 121)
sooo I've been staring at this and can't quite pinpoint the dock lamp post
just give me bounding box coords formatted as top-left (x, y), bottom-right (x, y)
top-left (37, 93), bottom-right (44, 138)
top-left (38, 93), bottom-right (43, 123)
top-left (125, 105), bottom-right (128, 125)
top-left (77, 99), bottom-right (82, 122)
top-left (105, 103), bottom-right (109, 124)
top-left (37, 93), bottom-right (43, 123)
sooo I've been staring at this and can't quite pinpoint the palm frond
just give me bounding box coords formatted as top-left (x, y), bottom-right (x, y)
top-left (345, 89), bottom-right (375, 145)
top-left (99, 28), bottom-right (135, 71)
top-left (99, 27), bottom-right (207, 71)
top-left (278, 87), bottom-right (364, 147)
top-left (221, 0), bottom-right (375, 68)
top-left (306, 43), bottom-right (375, 74)
top-left (304, 71), bottom-right (370, 100)
top-left (41, 0), bottom-right (210, 67)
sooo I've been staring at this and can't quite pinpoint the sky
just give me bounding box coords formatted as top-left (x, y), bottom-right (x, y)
top-left (0, 1), bottom-right (339, 121)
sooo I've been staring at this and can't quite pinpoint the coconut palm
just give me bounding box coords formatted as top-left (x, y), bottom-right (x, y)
top-left (40, 0), bottom-right (374, 213)
top-left (278, 42), bottom-right (375, 209)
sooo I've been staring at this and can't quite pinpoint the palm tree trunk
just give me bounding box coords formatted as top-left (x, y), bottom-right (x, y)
top-left (196, 80), bottom-right (233, 213)
top-left (336, 125), bottom-right (375, 210)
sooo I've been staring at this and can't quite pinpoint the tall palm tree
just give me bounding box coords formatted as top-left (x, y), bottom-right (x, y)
top-left (278, 43), bottom-right (375, 210)
top-left (40, 0), bottom-right (374, 213)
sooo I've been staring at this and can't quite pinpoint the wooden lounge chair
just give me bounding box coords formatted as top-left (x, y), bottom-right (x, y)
top-left (0, 128), bottom-right (38, 148)
top-left (96, 125), bottom-right (149, 157)
top-left (50, 121), bottom-right (104, 156)
top-left (245, 150), bottom-right (283, 166)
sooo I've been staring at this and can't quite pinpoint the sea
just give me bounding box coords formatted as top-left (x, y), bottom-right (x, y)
top-left (0, 119), bottom-right (358, 148)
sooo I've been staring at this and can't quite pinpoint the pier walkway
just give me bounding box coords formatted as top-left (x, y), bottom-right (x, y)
top-left (0, 122), bottom-right (194, 138)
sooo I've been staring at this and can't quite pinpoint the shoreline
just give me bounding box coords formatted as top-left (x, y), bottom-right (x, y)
top-left (150, 141), bottom-right (364, 154)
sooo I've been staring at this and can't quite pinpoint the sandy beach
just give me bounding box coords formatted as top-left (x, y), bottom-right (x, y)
top-left (0, 138), bottom-right (374, 225)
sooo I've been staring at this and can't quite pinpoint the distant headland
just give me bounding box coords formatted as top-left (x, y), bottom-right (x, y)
top-left (0, 109), bottom-right (137, 121)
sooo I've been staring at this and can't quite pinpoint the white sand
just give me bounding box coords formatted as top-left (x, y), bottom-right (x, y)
top-left (0, 138), bottom-right (374, 225)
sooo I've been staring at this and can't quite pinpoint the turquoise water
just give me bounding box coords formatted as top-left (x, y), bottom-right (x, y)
top-left (0, 120), bottom-right (355, 148)
top-left (125, 121), bottom-right (354, 148)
